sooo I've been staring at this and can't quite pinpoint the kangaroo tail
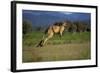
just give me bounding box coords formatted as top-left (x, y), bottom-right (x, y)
top-left (36, 34), bottom-right (45, 47)
top-left (36, 40), bottom-right (44, 47)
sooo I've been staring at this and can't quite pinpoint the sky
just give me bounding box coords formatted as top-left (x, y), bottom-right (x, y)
top-left (23, 10), bottom-right (91, 28)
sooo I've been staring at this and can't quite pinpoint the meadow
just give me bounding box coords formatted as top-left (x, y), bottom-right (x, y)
top-left (22, 31), bottom-right (91, 63)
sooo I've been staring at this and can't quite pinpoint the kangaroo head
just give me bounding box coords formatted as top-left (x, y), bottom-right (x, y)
top-left (62, 22), bottom-right (68, 27)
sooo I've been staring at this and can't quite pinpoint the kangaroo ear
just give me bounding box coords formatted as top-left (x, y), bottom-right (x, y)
top-left (63, 22), bottom-right (67, 27)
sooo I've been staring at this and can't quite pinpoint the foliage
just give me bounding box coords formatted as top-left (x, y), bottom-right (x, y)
top-left (23, 20), bottom-right (33, 34)
top-left (74, 21), bottom-right (89, 32)
top-left (22, 21), bottom-right (91, 62)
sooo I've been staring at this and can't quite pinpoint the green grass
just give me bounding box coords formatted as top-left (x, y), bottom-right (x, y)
top-left (22, 31), bottom-right (91, 63)
top-left (23, 31), bottom-right (90, 46)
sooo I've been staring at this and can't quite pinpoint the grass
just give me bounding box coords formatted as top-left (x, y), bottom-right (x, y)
top-left (23, 31), bottom-right (90, 46)
top-left (22, 31), bottom-right (91, 63)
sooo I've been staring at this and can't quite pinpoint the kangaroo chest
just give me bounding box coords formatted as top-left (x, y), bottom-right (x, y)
top-left (52, 26), bottom-right (65, 33)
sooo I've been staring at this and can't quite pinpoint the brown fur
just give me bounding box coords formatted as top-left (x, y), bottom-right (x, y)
top-left (37, 21), bottom-right (68, 47)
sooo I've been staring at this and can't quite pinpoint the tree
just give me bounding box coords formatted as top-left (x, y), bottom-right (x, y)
top-left (23, 20), bottom-right (33, 34)
top-left (68, 23), bottom-right (77, 33)
top-left (74, 21), bottom-right (87, 32)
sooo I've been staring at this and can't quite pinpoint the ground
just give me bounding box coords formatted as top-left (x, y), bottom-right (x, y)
top-left (22, 31), bottom-right (91, 63)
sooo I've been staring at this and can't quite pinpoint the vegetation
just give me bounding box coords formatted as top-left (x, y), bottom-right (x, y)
top-left (22, 20), bottom-right (91, 63)
top-left (23, 20), bottom-right (33, 34)
top-left (23, 31), bottom-right (90, 62)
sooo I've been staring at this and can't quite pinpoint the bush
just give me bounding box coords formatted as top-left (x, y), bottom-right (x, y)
top-left (23, 20), bottom-right (33, 34)
top-left (74, 21), bottom-right (88, 32)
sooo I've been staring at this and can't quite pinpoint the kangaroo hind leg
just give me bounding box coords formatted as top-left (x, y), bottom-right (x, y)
top-left (42, 33), bottom-right (53, 46)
